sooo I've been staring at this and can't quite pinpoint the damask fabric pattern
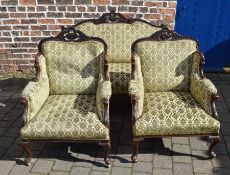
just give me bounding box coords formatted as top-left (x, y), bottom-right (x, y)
top-left (75, 21), bottom-right (161, 63)
top-left (76, 21), bottom-right (161, 94)
top-left (128, 54), bottom-right (144, 117)
top-left (110, 63), bottom-right (131, 94)
top-left (96, 80), bottom-right (112, 121)
top-left (21, 55), bottom-right (49, 121)
top-left (41, 40), bottom-right (104, 95)
top-left (133, 53), bottom-right (143, 80)
top-left (135, 40), bottom-right (198, 92)
top-left (134, 92), bottom-right (220, 136)
top-left (129, 79), bottom-right (144, 118)
top-left (190, 52), bottom-right (218, 116)
top-left (21, 95), bottom-right (109, 140)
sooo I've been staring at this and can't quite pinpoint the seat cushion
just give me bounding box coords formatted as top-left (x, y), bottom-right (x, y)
top-left (110, 63), bottom-right (131, 94)
top-left (21, 95), bottom-right (109, 140)
top-left (134, 92), bottom-right (220, 137)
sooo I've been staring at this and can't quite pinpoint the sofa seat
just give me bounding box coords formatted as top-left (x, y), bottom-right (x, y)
top-left (21, 95), bottom-right (109, 140)
top-left (110, 63), bottom-right (131, 94)
top-left (134, 92), bottom-right (220, 137)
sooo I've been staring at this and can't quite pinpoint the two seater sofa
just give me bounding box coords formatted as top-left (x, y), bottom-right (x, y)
top-left (74, 11), bottom-right (166, 94)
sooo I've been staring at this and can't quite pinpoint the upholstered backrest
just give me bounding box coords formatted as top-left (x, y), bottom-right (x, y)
top-left (41, 40), bottom-right (104, 95)
top-left (135, 40), bottom-right (198, 92)
top-left (75, 21), bottom-right (161, 63)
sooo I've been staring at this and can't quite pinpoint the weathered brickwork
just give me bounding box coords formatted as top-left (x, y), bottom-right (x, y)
top-left (0, 0), bottom-right (177, 72)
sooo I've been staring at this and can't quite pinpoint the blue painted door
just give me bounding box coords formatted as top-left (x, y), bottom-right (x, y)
top-left (175, 0), bottom-right (230, 72)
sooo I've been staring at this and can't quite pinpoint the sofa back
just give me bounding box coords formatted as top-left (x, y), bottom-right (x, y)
top-left (75, 12), bottom-right (163, 63)
top-left (41, 40), bottom-right (105, 95)
top-left (134, 34), bottom-right (198, 92)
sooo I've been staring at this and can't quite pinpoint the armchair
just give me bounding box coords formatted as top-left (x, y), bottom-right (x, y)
top-left (20, 29), bottom-right (112, 167)
top-left (129, 30), bottom-right (220, 162)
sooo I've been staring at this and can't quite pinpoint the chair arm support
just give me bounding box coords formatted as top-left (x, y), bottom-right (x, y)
top-left (190, 51), bottom-right (218, 117)
top-left (96, 81), bottom-right (112, 128)
top-left (128, 79), bottom-right (144, 122)
top-left (190, 76), bottom-right (218, 117)
top-left (99, 81), bottom-right (112, 100)
top-left (21, 78), bottom-right (49, 123)
top-left (129, 80), bottom-right (142, 98)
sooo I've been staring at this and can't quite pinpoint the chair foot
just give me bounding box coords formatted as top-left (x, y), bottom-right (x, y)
top-left (21, 142), bottom-right (32, 166)
top-left (131, 138), bottom-right (143, 163)
top-left (131, 154), bottom-right (137, 163)
top-left (210, 151), bottom-right (216, 158)
top-left (208, 136), bottom-right (219, 158)
top-left (99, 141), bottom-right (111, 167)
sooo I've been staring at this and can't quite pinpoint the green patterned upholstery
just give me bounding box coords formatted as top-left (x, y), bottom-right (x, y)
top-left (21, 55), bottom-right (49, 120)
top-left (135, 40), bottom-right (197, 92)
top-left (21, 95), bottom-right (109, 140)
top-left (128, 54), bottom-right (144, 118)
top-left (190, 52), bottom-right (218, 116)
top-left (41, 41), bottom-right (104, 95)
top-left (75, 22), bottom-right (160, 63)
top-left (21, 40), bottom-right (111, 141)
top-left (134, 92), bottom-right (220, 136)
top-left (129, 79), bottom-right (144, 118)
top-left (110, 63), bottom-right (131, 94)
top-left (96, 80), bottom-right (112, 121)
top-left (131, 40), bottom-right (220, 137)
top-left (76, 21), bottom-right (161, 94)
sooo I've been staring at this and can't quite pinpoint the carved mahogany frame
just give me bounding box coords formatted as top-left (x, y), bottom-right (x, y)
top-left (71, 10), bottom-right (166, 28)
top-left (21, 28), bottom-right (111, 167)
top-left (130, 29), bottom-right (220, 162)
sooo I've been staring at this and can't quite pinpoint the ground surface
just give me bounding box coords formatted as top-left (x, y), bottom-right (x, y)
top-left (0, 73), bottom-right (230, 175)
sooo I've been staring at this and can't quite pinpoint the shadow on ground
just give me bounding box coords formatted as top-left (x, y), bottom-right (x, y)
top-left (0, 75), bottom-right (230, 174)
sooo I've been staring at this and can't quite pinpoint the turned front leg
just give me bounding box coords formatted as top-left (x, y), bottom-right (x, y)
top-left (131, 138), bottom-right (143, 163)
top-left (99, 141), bottom-right (111, 167)
top-left (21, 142), bottom-right (32, 166)
top-left (209, 136), bottom-right (220, 157)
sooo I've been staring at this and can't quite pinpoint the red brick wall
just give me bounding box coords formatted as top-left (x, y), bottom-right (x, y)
top-left (0, 0), bottom-right (177, 73)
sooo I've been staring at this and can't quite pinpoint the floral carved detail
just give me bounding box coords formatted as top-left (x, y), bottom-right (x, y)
top-left (73, 10), bottom-right (165, 28)
top-left (38, 28), bottom-right (108, 54)
top-left (131, 29), bottom-right (199, 52)
top-left (57, 27), bottom-right (88, 41)
top-left (150, 29), bottom-right (182, 41)
top-left (95, 10), bottom-right (129, 24)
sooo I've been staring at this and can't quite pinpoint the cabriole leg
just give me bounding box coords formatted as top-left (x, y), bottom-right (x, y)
top-left (99, 141), bottom-right (111, 167)
top-left (131, 138), bottom-right (143, 163)
top-left (21, 142), bottom-right (32, 166)
top-left (209, 136), bottom-right (220, 157)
